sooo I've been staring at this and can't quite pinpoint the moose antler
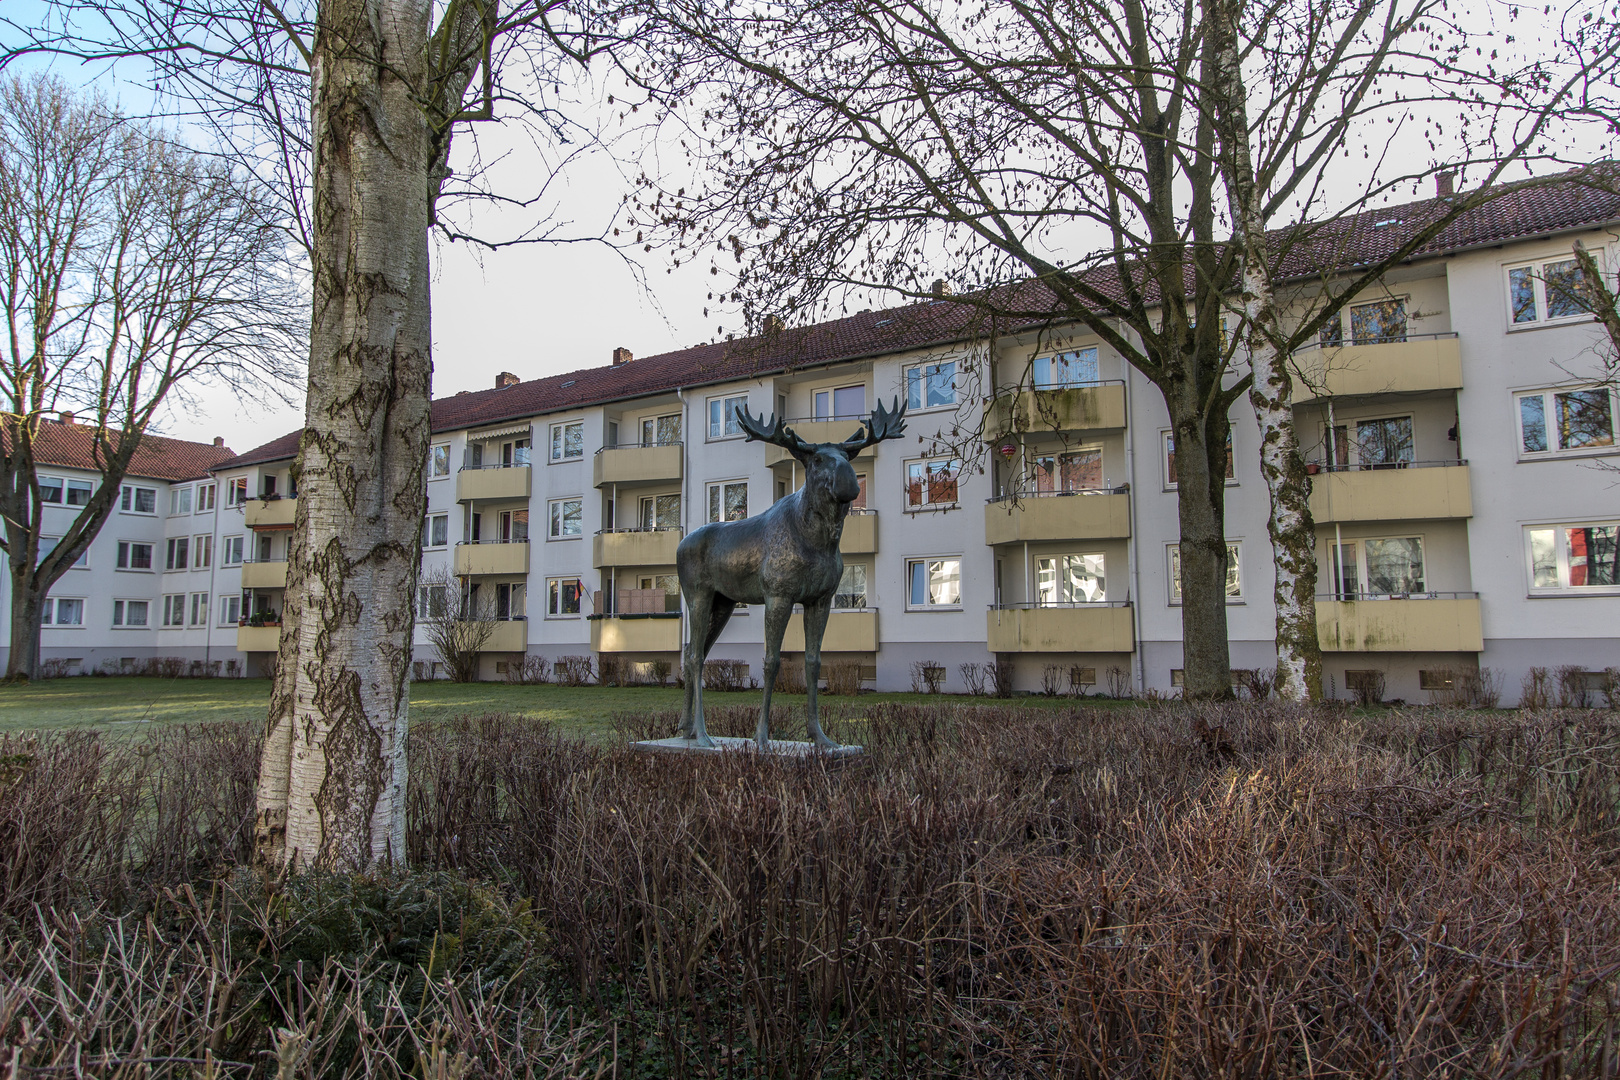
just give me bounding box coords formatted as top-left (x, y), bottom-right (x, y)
top-left (736, 406), bottom-right (815, 457)
top-left (837, 397), bottom-right (909, 456)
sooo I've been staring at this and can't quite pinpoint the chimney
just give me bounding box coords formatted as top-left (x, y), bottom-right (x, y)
top-left (58, 410), bottom-right (74, 426)
top-left (611, 347), bottom-right (633, 366)
top-left (762, 314), bottom-right (785, 334)
top-left (214, 437), bottom-right (224, 447)
top-left (1435, 171), bottom-right (1456, 198)
top-left (495, 371), bottom-right (520, 388)
top-left (931, 279), bottom-right (953, 298)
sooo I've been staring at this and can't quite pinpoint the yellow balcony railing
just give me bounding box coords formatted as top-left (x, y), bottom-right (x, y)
top-left (784, 608), bottom-right (878, 652)
top-left (456, 464), bottom-right (531, 503)
top-left (236, 624), bottom-right (283, 652)
top-left (984, 383), bottom-right (1127, 438)
top-left (590, 614), bottom-right (682, 653)
top-left (593, 442), bottom-right (683, 487)
top-left (244, 497), bottom-right (297, 530)
top-left (985, 603), bottom-right (1135, 653)
top-left (1293, 334), bottom-right (1462, 403)
top-left (458, 619), bottom-right (527, 653)
top-left (840, 510), bottom-right (877, 554)
top-left (593, 528), bottom-right (681, 568)
top-left (984, 491), bottom-right (1130, 545)
top-left (453, 541), bottom-right (530, 576)
top-left (1308, 462), bottom-right (1471, 523)
top-left (239, 560), bottom-right (288, 589)
top-left (1315, 594), bottom-right (1483, 652)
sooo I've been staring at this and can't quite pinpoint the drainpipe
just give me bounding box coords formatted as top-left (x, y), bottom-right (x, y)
top-left (1123, 369), bottom-right (1145, 695)
top-left (204, 480), bottom-right (220, 673)
top-left (1326, 397), bottom-right (1343, 598)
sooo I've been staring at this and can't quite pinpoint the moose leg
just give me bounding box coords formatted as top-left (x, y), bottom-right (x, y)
top-left (682, 591), bottom-right (735, 747)
top-left (758, 596), bottom-right (794, 751)
top-left (801, 596), bottom-right (841, 750)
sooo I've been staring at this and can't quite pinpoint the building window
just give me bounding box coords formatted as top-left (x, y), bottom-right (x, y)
top-left (1527, 522), bottom-right (1620, 593)
top-left (707, 480), bottom-right (748, 523)
top-left (1036, 553), bottom-right (1107, 604)
top-left (190, 592), bottom-right (209, 626)
top-left (550, 421), bottom-right (584, 461)
top-left (417, 583), bottom-right (448, 619)
top-left (39, 538), bottom-right (89, 569)
top-left (707, 395), bottom-right (748, 440)
top-left (1516, 387), bottom-right (1616, 456)
top-left (1033, 347), bottom-right (1099, 389)
top-left (219, 594), bottom-right (241, 626)
top-left (1323, 415), bottom-right (1415, 469)
top-left (112, 599), bottom-right (149, 627)
top-left (422, 513), bottom-right (449, 548)
top-left (195, 483), bottom-right (215, 512)
top-left (226, 477), bottom-right (247, 506)
top-left (116, 541), bottom-right (154, 570)
top-left (1507, 254), bottom-right (1597, 326)
top-left (41, 597), bottom-right (85, 626)
top-left (904, 361), bottom-right (956, 410)
top-left (813, 384), bottom-right (866, 420)
top-left (835, 564), bottom-right (868, 609)
top-left (548, 577), bottom-right (583, 617)
top-left (1330, 537), bottom-right (1425, 598)
top-left (640, 493), bottom-right (681, 529)
top-left (1348, 297), bottom-right (1407, 343)
top-left (1163, 431), bottom-right (1235, 487)
top-left (548, 499), bottom-right (581, 538)
top-left (1029, 447), bottom-right (1102, 493)
top-left (120, 485), bottom-right (157, 514)
top-left (221, 535), bottom-right (244, 566)
top-left (641, 413), bottom-right (682, 446)
top-left (1168, 543), bottom-right (1242, 603)
top-left (66, 479), bottom-right (92, 506)
top-left (904, 459), bottom-right (960, 510)
top-left (171, 486), bottom-right (193, 515)
top-left (907, 557), bottom-right (962, 609)
top-left (165, 537), bottom-right (190, 571)
top-left (39, 476), bottom-right (63, 504)
top-left (193, 534), bottom-right (213, 569)
top-left (428, 444), bottom-right (451, 478)
top-left (495, 582), bottom-right (525, 620)
top-left (162, 594), bottom-right (187, 627)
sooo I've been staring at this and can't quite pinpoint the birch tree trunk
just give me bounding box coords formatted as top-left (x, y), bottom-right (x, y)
top-left (1211, 0), bottom-right (1322, 701)
top-left (254, 0), bottom-right (434, 871)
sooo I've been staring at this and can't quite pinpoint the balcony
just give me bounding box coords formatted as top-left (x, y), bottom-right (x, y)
top-left (983, 382), bottom-right (1128, 438)
top-left (759, 420), bottom-right (877, 466)
top-left (463, 619), bottom-right (527, 653)
top-left (1293, 333), bottom-right (1462, 403)
top-left (1315, 594), bottom-right (1483, 652)
top-left (457, 463), bottom-right (531, 503)
top-left (453, 540), bottom-right (530, 576)
top-left (593, 527), bottom-right (681, 568)
top-left (236, 624), bottom-right (282, 652)
top-left (244, 497), bottom-right (297, 530)
top-left (594, 442), bottom-right (683, 487)
top-left (840, 510), bottom-right (877, 554)
top-left (1308, 461), bottom-right (1471, 523)
top-left (240, 560), bottom-right (288, 589)
top-left (784, 608), bottom-right (878, 652)
top-left (984, 491), bottom-right (1131, 545)
top-left (591, 614), bottom-right (682, 653)
top-left (985, 603), bottom-right (1135, 653)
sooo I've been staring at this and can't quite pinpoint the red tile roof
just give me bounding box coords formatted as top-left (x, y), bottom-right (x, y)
top-left (218, 164), bottom-right (1620, 468)
top-left (22, 421), bottom-right (237, 482)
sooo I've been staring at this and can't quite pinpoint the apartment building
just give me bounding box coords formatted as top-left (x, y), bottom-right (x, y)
top-left (12, 172), bottom-right (1620, 701)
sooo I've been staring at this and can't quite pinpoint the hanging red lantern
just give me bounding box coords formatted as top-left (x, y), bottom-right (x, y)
top-left (999, 441), bottom-right (1017, 460)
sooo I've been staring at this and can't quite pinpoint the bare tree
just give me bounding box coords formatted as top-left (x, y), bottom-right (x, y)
top-left (6, 0), bottom-right (604, 869)
top-left (417, 566), bottom-right (499, 683)
top-left (0, 74), bottom-right (299, 681)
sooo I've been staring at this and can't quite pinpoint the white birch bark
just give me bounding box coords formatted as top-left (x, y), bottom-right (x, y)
top-left (255, 0), bottom-right (434, 870)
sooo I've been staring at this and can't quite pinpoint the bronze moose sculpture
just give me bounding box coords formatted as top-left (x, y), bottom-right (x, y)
top-left (676, 398), bottom-right (907, 750)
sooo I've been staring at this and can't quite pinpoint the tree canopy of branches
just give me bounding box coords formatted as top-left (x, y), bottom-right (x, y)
top-left (602, 0), bottom-right (1616, 700)
top-left (0, 74), bottom-right (299, 681)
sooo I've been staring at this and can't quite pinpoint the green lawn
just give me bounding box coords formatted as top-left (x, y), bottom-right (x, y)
top-left (0, 676), bottom-right (1114, 739)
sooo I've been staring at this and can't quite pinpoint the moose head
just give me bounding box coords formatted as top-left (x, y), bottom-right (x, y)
top-left (735, 396), bottom-right (908, 515)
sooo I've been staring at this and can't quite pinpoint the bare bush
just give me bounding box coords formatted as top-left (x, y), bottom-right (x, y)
top-left (958, 661), bottom-right (987, 697)
top-left (648, 659), bottom-right (672, 688)
top-left (911, 661), bottom-right (945, 694)
top-left (1105, 665), bottom-right (1132, 699)
top-left (1557, 664), bottom-right (1591, 708)
top-left (597, 654), bottom-right (627, 687)
top-left (702, 659), bottom-right (749, 692)
top-left (774, 660), bottom-right (806, 694)
top-left (1350, 669), bottom-right (1386, 707)
top-left (1040, 664), bottom-right (1063, 697)
top-left (1604, 668), bottom-right (1620, 710)
top-left (1067, 665), bottom-right (1095, 697)
top-left (1522, 666), bottom-right (1554, 710)
top-left (1431, 667), bottom-right (1504, 709)
top-left (503, 654), bottom-right (551, 685)
top-left (143, 656), bottom-right (186, 679)
top-left (989, 659), bottom-right (1016, 698)
top-left (38, 658), bottom-right (78, 679)
top-left (1239, 667), bottom-right (1276, 701)
top-left (555, 655), bottom-right (594, 688)
top-left (822, 660), bottom-right (863, 696)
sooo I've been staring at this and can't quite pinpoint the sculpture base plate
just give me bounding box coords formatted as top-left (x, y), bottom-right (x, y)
top-left (633, 736), bottom-right (865, 759)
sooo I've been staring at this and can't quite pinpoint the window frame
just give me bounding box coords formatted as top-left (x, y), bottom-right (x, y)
top-left (1034, 551), bottom-right (1109, 605)
top-left (195, 483), bottom-right (216, 512)
top-left (165, 536), bottom-right (190, 571)
top-left (1167, 542), bottom-right (1244, 604)
top-left (640, 412), bottom-right (683, 446)
top-left (193, 533), bottom-right (213, 569)
top-left (120, 485), bottom-right (158, 515)
top-left (171, 486), bottom-right (193, 516)
top-left (1327, 534), bottom-right (1429, 599)
top-left (834, 563), bottom-right (869, 609)
top-left (219, 593), bottom-right (242, 627)
top-left (1163, 430), bottom-right (1236, 489)
top-left (1504, 252), bottom-right (1603, 330)
top-left (548, 497), bottom-right (583, 539)
top-left (1032, 346), bottom-right (1101, 390)
top-left (38, 475), bottom-right (64, 505)
top-left (189, 591), bottom-right (210, 626)
top-left (427, 443), bottom-right (451, 478)
top-left (549, 420), bottom-right (585, 462)
top-left (707, 479), bottom-right (749, 523)
top-left (1514, 385), bottom-right (1618, 459)
top-left (226, 477), bottom-right (248, 506)
top-left (116, 540), bottom-right (154, 571)
top-left (812, 383), bottom-right (868, 421)
top-left (66, 478), bottom-right (93, 507)
top-left (112, 599), bottom-right (150, 628)
top-left (423, 513), bottom-right (450, 549)
top-left (706, 394), bottom-right (749, 441)
top-left (547, 576), bottom-right (584, 618)
top-left (41, 596), bottom-right (86, 627)
top-left (903, 457), bottom-right (962, 512)
top-left (903, 360), bottom-right (958, 412)
top-left (221, 534), bottom-right (244, 566)
top-left (905, 555), bottom-right (964, 611)
top-left (1525, 521), bottom-right (1620, 596)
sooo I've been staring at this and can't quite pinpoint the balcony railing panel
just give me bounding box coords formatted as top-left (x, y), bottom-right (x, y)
top-left (1315, 593), bottom-right (1483, 652)
top-left (783, 608), bottom-right (879, 652)
top-left (453, 540), bottom-right (531, 576)
top-left (1293, 333), bottom-right (1462, 402)
top-left (456, 462), bottom-right (532, 503)
top-left (1308, 460), bottom-right (1471, 522)
top-left (236, 625), bottom-right (282, 652)
top-left (593, 527), bottom-right (682, 568)
top-left (840, 509), bottom-right (878, 554)
top-left (984, 490), bottom-right (1131, 545)
top-left (590, 613), bottom-right (682, 653)
top-left (593, 442), bottom-right (683, 487)
top-left (239, 560), bottom-right (288, 589)
top-left (244, 497), bottom-right (298, 530)
top-left (983, 382), bottom-right (1128, 438)
top-left (985, 602), bottom-right (1135, 653)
